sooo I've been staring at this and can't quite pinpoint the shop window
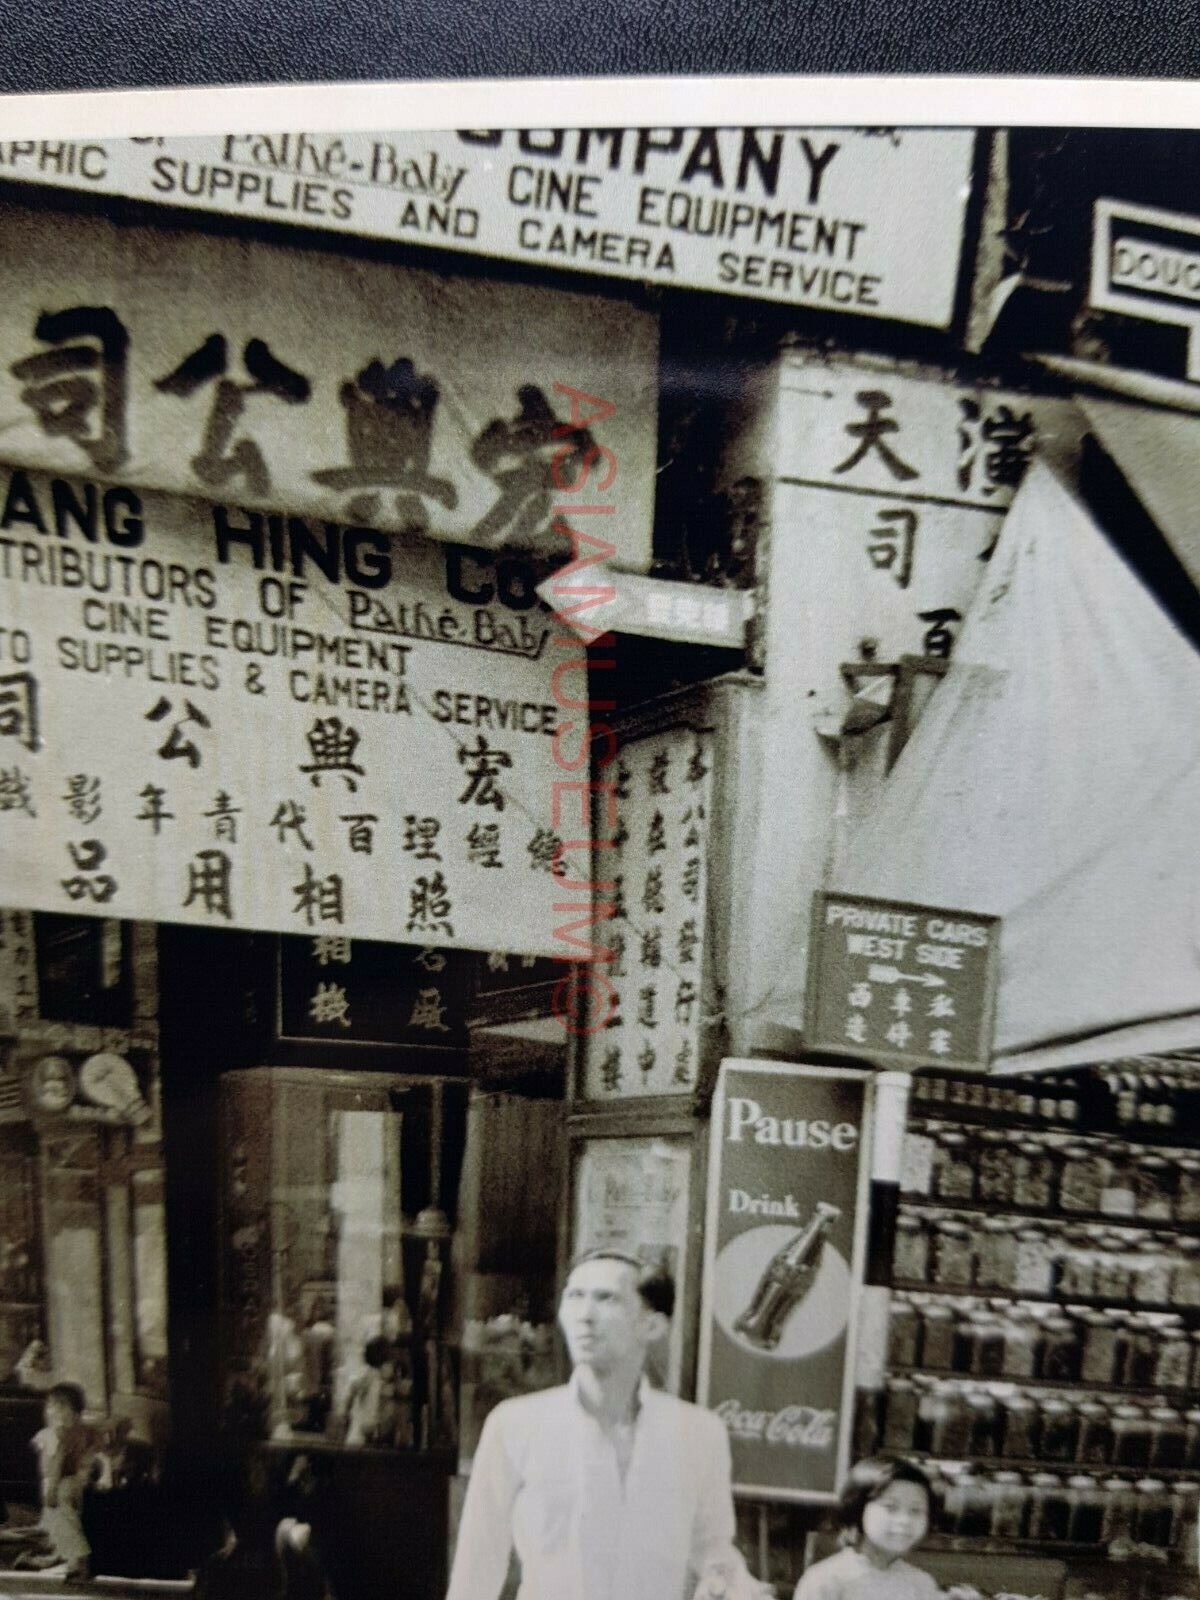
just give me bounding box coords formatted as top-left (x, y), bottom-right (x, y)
top-left (219, 1070), bottom-right (466, 1453)
top-left (0, 1124), bottom-right (43, 1385)
top-left (33, 915), bottom-right (132, 1029)
top-left (130, 1169), bottom-right (168, 1396)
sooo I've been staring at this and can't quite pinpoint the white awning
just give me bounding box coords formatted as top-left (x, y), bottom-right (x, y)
top-left (830, 460), bottom-right (1200, 1074)
top-left (1079, 393), bottom-right (1200, 593)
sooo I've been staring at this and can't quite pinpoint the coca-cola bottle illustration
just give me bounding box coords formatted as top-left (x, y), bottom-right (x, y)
top-left (733, 1201), bottom-right (841, 1351)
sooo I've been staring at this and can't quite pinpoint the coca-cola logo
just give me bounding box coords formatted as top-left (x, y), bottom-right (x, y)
top-left (714, 1400), bottom-right (836, 1448)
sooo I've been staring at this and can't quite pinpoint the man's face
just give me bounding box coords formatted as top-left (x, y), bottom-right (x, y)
top-left (558, 1258), bottom-right (658, 1376)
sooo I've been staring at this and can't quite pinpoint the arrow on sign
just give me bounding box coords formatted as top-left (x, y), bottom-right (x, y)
top-left (867, 964), bottom-right (946, 988)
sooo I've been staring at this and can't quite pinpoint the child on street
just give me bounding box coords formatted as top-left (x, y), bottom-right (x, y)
top-left (30, 1382), bottom-right (95, 1583)
top-left (794, 1458), bottom-right (939, 1600)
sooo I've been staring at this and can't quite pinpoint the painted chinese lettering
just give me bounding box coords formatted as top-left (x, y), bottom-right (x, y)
top-left (309, 981), bottom-right (351, 1028)
top-left (293, 865), bottom-right (345, 927)
top-left (866, 507), bottom-right (918, 588)
top-left (0, 767), bottom-right (35, 817)
top-left (10, 306), bottom-right (130, 473)
top-left (646, 811), bottom-right (666, 855)
top-left (681, 805), bottom-right (705, 849)
top-left (598, 1045), bottom-right (623, 1094)
top-left (312, 936), bottom-right (351, 967)
top-left (957, 399), bottom-right (1035, 496)
top-left (155, 334), bottom-right (311, 496)
top-left (413, 946), bottom-right (446, 974)
top-left (642, 867), bottom-right (665, 916)
top-left (62, 838), bottom-right (117, 904)
top-left (311, 357), bottom-right (457, 529)
top-left (637, 1041), bottom-right (656, 1083)
top-left (466, 823), bottom-right (502, 868)
top-left (270, 800), bottom-right (314, 851)
top-left (640, 927), bottom-right (662, 969)
top-left (677, 919), bottom-right (699, 965)
top-left (146, 697), bottom-right (211, 768)
top-left (299, 716), bottom-right (365, 791)
top-left (526, 828), bottom-right (565, 876)
top-left (681, 856), bottom-right (702, 903)
top-left (917, 608), bottom-right (962, 659)
top-left (62, 773), bottom-right (102, 824)
top-left (835, 390), bottom-right (919, 482)
top-left (637, 986), bottom-right (659, 1029)
top-left (408, 988), bottom-right (450, 1032)
top-left (672, 1039), bottom-right (694, 1087)
top-left (341, 813), bottom-right (378, 854)
top-left (457, 737), bottom-right (512, 809)
top-left (205, 790), bottom-right (242, 843)
top-left (403, 815), bottom-right (442, 861)
top-left (407, 872), bottom-right (453, 938)
top-left (649, 751), bottom-right (670, 796)
top-left (675, 979), bottom-right (698, 1026)
top-left (136, 783), bottom-right (174, 835)
top-left (182, 849), bottom-right (233, 921)
top-left (0, 672), bottom-right (39, 754)
top-left (469, 384), bottom-right (597, 545)
top-left (686, 738), bottom-right (710, 784)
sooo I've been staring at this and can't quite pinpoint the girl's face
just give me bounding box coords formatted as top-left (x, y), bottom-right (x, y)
top-left (861, 1479), bottom-right (929, 1561)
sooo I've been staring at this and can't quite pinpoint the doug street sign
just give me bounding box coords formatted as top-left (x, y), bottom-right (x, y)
top-left (1091, 198), bottom-right (1200, 381)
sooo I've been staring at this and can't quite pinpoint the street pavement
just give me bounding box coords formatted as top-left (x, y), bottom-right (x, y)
top-left (0, 1574), bottom-right (191, 1598)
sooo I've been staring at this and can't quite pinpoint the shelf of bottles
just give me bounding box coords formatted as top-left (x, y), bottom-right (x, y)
top-left (864, 1065), bottom-right (1200, 1559)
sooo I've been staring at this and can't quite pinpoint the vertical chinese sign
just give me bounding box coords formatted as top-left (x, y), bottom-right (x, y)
top-left (697, 1060), bottom-right (874, 1501)
top-left (583, 726), bottom-right (715, 1098)
top-left (0, 908), bottom-right (37, 1120)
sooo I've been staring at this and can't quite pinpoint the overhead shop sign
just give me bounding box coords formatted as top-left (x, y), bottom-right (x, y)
top-left (0, 464), bottom-right (587, 956)
top-left (1090, 198), bottom-right (1200, 380)
top-left (0, 193), bottom-right (656, 569)
top-left (0, 129), bottom-right (976, 328)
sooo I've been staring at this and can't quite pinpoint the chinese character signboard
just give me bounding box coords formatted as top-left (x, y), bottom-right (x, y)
top-left (278, 935), bottom-right (474, 1050)
top-left (583, 726), bottom-right (714, 1098)
top-left (2, 130), bottom-right (975, 329)
top-left (774, 354), bottom-right (1085, 669)
top-left (0, 908), bottom-right (38, 1032)
top-left (473, 949), bottom-right (563, 1025)
top-left (1089, 198), bottom-right (1200, 380)
top-left (0, 195), bottom-right (656, 569)
top-left (806, 892), bottom-right (1000, 1070)
top-left (0, 465), bottom-right (585, 955)
top-left (697, 1060), bottom-right (873, 1501)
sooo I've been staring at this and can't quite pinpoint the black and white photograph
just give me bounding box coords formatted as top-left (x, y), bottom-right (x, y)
top-left (0, 105), bottom-right (1196, 1600)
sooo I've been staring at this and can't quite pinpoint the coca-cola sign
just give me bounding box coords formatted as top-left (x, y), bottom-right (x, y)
top-left (714, 1401), bottom-right (837, 1449)
top-left (697, 1060), bottom-right (875, 1502)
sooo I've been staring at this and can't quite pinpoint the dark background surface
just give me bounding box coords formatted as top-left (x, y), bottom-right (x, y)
top-left (0, 0), bottom-right (1195, 96)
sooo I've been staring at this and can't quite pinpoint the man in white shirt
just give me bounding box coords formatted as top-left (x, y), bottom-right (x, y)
top-left (446, 1249), bottom-right (765, 1600)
